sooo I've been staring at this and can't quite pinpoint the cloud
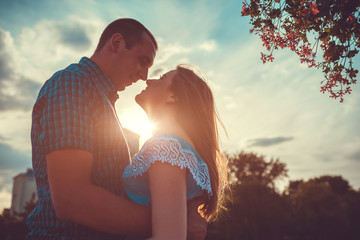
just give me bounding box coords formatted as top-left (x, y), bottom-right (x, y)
top-left (0, 186), bottom-right (12, 210)
top-left (0, 141), bottom-right (31, 170)
top-left (0, 28), bottom-right (42, 112)
top-left (0, 169), bottom-right (18, 210)
top-left (199, 40), bottom-right (217, 52)
top-left (247, 136), bottom-right (294, 147)
top-left (0, 16), bottom-right (106, 112)
top-left (348, 150), bottom-right (360, 162)
top-left (155, 39), bottom-right (192, 65)
top-left (57, 22), bottom-right (92, 51)
top-left (17, 16), bottom-right (104, 72)
top-left (149, 68), bottom-right (164, 78)
top-left (0, 54), bottom-right (11, 81)
top-left (0, 134), bottom-right (9, 141)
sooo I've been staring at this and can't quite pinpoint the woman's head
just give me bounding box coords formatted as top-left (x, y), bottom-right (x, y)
top-left (136, 65), bottom-right (228, 220)
top-left (136, 65), bottom-right (214, 123)
top-left (135, 70), bottom-right (177, 118)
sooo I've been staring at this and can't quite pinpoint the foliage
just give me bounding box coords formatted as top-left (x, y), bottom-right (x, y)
top-left (226, 151), bottom-right (288, 189)
top-left (206, 151), bottom-right (360, 240)
top-left (207, 151), bottom-right (290, 240)
top-left (284, 175), bottom-right (360, 240)
top-left (241, 0), bottom-right (360, 102)
top-left (0, 194), bottom-right (38, 240)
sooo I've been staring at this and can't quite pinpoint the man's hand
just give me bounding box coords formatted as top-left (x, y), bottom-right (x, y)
top-left (46, 148), bottom-right (152, 237)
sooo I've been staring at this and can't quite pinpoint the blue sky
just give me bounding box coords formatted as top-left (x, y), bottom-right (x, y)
top-left (0, 0), bottom-right (359, 211)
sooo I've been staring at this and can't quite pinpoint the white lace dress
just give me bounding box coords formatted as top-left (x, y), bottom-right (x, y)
top-left (122, 134), bottom-right (212, 206)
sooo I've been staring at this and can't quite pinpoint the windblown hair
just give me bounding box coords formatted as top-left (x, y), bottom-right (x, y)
top-left (95, 18), bottom-right (158, 52)
top-left (169, 65), bottom-right (228, 221)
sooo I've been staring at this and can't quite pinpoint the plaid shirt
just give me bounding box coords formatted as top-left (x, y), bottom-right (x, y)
top-left (26, 57), bottom-right (130, 240)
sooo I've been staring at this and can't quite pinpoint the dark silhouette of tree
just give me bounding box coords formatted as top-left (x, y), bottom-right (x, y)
top-left (206, 152), bottom-right (360, 240)
top-left (206, 151), bottom-right (289, 240)
top-left (0, 193), bottom-right (38, 240)
top-left (314, 175), bottom-right (352, 195)
top-left (284, 175), bottom-right (360, 240)
top-left (227, 151), bottom-right (288, 189)
top-left (241, 0), bottom-right (360, 102)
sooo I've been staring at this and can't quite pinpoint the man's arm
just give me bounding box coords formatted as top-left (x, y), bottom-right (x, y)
top-left (46, 148), bottom-right (151, 237)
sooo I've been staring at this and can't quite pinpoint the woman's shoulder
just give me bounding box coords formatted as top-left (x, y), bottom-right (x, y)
top-left (137, 134), bottom-right (197, 163)
top-left (128, 134), bottom-right (212, 195)
top-left (143, 134), bottom-right (196, 152)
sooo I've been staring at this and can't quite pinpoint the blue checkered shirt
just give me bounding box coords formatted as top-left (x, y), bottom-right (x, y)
top-left (26, 57), bottom-right (130, 240)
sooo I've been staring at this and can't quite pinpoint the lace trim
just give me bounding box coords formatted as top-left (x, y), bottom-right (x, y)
top-left (122, 135), bottom-right (212, 195)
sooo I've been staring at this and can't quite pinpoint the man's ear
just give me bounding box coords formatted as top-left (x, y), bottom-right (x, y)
top-left (165, 93), bottom-right (178, 103)
top-left (110, 33), bottom-right (126, 52)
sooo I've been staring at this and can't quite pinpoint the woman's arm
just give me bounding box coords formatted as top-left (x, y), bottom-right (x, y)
top-left (147, 162), bottom-right (187, 240)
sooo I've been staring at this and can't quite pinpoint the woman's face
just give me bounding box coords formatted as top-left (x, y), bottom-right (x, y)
top-left (135, 70), bottom-right (177, 115)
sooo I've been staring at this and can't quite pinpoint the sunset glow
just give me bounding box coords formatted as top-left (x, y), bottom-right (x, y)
top-left (118, 108), bottom-right (154, 145)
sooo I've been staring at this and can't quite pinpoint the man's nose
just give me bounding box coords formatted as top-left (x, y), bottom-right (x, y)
top-left (146, 79), bottom-right (155, 85)
top-left (139, 68), bottom-right (149, 81)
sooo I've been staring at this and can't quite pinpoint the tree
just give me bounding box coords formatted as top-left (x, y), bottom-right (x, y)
top-left (206, 152), bottom-right (360, 239)
top-left (241, 0), bottom-right (360, 102)
top-left (284, 175), bottom-right (360, 240)
top-left (206, 151), bottom-right (289, 240)
top-left (0, 193), bottom-right (38, 240)
top-left (227, 151), bottom-right (288, 189)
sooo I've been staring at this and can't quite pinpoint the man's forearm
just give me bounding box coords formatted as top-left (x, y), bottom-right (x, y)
top-left (46, 149), bottom-right (152, 237)
top-left (59, 183), bottom-right (151, 237)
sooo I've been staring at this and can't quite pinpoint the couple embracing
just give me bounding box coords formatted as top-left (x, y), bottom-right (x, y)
top-left (26, 18), bottom-right (228, 240)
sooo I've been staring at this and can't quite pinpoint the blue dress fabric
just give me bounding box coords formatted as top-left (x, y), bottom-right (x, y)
top-left (122, 134), bottom-right (212, 206)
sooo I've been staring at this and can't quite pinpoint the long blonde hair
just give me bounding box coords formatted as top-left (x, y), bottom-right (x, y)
top-left (169, 65), bottom-right (228, 220)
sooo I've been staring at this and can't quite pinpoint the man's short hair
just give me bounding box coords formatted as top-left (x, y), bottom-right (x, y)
top-left (95, 18), bottom-right (158, 52)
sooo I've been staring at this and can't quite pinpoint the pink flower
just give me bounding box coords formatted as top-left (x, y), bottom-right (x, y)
top-left (308, 2), bottom-right (319, 15)
top-left (241, 2), bottom-right (251, 16)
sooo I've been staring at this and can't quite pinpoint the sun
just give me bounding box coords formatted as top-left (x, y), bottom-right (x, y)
top-left (119, 108), bottom-right (154, 146)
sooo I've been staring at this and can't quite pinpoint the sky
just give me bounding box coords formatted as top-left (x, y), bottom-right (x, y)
top-left (0, 0), bottom-right (359, 211)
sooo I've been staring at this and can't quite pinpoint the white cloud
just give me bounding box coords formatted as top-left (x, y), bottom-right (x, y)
top-left (0, 169), bottom-right (17, 211)
top-left (153, 39), bottom-right (192, 67)
top-left (17, 15), bottom-right (105, 82)
top-left (0, 111), bottom-right (32, 152)
top-left (0, 188), bottom-right (11, 211)
top-left (199, 39), bottom-right (217, 52)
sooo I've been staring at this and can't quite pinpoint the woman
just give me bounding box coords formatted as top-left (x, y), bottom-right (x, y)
top-left (122, 65), bottom-right (227, 240)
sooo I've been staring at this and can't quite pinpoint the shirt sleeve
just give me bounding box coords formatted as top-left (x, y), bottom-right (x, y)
top-left (122, 136), bottom-right (212, 196)
top-left (40, 71), bottom-right (95, 154)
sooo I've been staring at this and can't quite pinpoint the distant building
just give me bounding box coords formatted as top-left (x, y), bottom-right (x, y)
top-left (123, 128), bottom-right (140, 157)
top-left (10, 168), bottom-right (37, 219)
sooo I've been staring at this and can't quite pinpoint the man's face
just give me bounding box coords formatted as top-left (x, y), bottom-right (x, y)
top-left (112, 32), bottom-right (156, 91)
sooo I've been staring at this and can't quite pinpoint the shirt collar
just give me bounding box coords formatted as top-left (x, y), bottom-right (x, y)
top-left (78, 57), bottom-right (119, 104)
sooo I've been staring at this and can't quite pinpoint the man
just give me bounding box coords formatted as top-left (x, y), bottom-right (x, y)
top-left (26, 18), bottom-right (206, 239)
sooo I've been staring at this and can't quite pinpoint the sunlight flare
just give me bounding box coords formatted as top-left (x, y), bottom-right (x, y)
top-left (118, 108), bottom-right (154, 146)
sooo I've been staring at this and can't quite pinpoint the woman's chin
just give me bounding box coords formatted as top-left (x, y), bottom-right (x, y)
top-left (135, 96), bottom-right (149, 113)
top-left (135, 93), bottom-right (143, 105)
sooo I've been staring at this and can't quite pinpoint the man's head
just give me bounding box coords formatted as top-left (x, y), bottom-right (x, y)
top-left (92, 18), bottom-right (158, 91)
